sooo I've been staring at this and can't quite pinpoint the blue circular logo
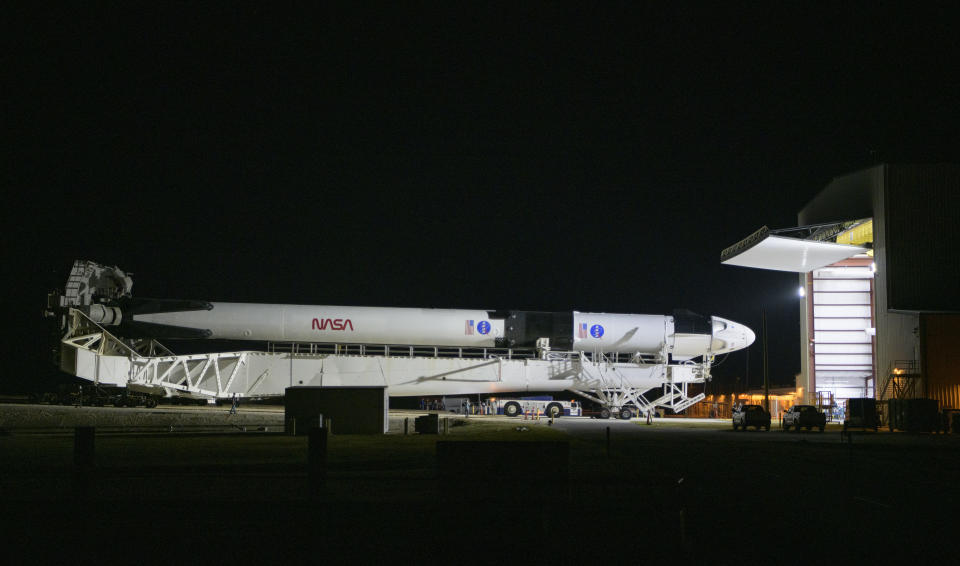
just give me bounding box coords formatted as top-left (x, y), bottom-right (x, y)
top-left (477, 320), bottom-right (491, 335)
top-left (590, 324), bottom-right (604, 338)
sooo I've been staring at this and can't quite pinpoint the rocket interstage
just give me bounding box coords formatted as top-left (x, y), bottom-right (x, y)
top-left (130, 303), bottom-right (755, 357)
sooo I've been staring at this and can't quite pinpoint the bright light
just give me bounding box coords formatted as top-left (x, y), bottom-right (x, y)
top-left (798, 286), bottom-right (806, 298)
top-left (870, 262), bottom-right (877, 273)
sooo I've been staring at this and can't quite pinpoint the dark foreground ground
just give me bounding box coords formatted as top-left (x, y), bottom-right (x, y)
top-left (1, 405), bottom-right (958, 564)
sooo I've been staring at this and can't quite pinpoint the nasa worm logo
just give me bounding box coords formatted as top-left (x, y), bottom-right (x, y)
top-left (477, 320), bottom-right (491, 335)
top-left (312, 318), bottom-right (354, 331)
top-left (590, 324), bottom-right (604, 338)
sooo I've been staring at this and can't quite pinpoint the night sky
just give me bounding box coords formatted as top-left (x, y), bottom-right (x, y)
top-left (7, 3), bottom-right (959, 393)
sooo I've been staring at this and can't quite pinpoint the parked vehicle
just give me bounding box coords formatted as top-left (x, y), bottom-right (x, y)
top-left (732, 404), bottom-right (770, 431)
top-left (783, 404), bottom-right (826, 432)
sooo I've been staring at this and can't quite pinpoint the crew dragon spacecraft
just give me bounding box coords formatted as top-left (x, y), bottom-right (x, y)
top-left (50, 261), bottom-right (754, 412)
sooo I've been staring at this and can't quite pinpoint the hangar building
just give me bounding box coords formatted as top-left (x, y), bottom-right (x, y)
top-left (722, 163), bottom-right (960, 420)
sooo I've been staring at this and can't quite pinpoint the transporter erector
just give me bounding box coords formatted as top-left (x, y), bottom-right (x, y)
top-left (48, 261), bottom-right (754, 416)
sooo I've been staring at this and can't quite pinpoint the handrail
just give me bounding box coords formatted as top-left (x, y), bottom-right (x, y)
top-left (265, 341), bottom-right (674, 366)
top-left (879, 360), bottom-right (921, 401)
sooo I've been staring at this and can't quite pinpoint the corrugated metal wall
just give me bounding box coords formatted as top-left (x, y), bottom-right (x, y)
top-left (885, 164), bottom-right (960, 312)
top-left (922, 314), bottom-right (960, 409)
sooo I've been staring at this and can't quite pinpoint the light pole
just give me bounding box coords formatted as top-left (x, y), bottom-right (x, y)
top-left (763, 308), bottom-right (769, 413)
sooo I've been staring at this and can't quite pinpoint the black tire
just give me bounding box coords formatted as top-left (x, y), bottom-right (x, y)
top-left (619, 408), bottom-right (632, 420)
top-left (504, 402), bottom-right (521, 417)
top-left (145, 397), bottom-right (158, 409)
top-left (546, 403), bottom-right (563, 418)
top-left (733, 422), bottom-right (738, 431)
top-left (599, 408), bottom-right (611, 419)
top-left (819, 425), bottom-right (825, 432)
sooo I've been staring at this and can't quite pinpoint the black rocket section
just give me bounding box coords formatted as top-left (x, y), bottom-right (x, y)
top-left (502, 311), bottom-right (574, 349)
top-left (120, 297), bottom-right (214, 316)
top-left (672, 309), bottom-right (713, 334)
top-left (117, 298), bottom-right (215, 340)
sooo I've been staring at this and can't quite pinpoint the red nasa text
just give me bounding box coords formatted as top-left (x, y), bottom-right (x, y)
top-left (312, 318), bottom-right (354, 331)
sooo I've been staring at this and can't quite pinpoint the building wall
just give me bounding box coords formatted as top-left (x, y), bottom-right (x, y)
top-left (799, 272), bottom-right (812, 403)
top-left (797, 167), bottom-right (875, 226)
top-left (922, 314), bottom-right (960, 409)
top-left (797, 163), bottom-right (957, 404)
top-left (872, 165), bottom-right (920, 393)
top-left (884, 164), bottom-right (960, 312)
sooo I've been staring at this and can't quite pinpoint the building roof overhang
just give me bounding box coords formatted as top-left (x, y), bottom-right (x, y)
top-left (721, 227), bottom-right (868, 273)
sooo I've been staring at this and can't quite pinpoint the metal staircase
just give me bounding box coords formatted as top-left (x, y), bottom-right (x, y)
top-left (878, 360), bottom-right (921, 401)
top-left (568, 352), bottom-right (706, 414)
top-left (877, 360), bottom-right (920, 425)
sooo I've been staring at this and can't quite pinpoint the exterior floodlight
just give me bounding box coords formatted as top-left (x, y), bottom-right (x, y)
top-left (798, 286), bottom-right (806, 298)
top-left (870, 262), bottom-right (877, 274)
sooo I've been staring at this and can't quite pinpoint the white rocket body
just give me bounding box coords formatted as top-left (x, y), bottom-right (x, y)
top-left (133, 303), bottom-right (754, 357)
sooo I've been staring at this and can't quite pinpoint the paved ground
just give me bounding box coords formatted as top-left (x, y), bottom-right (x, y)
top-left (1, 404), bottom-right (957, 563)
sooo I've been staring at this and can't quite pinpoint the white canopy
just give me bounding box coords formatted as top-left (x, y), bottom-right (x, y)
top-left (721, 234), bottom-right (867, 273)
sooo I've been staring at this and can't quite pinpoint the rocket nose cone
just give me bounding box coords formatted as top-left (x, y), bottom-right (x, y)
top-left (711, 317), bottom-right (755, 353)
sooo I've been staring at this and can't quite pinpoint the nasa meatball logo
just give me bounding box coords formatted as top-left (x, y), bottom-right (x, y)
top-left (477, 320), bottom-right (491, 335)
top-left (590, 324), bottom-right (604, 338)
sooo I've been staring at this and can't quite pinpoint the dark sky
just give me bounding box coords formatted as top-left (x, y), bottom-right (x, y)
top-left (7, 3), bottom-right (959, 391)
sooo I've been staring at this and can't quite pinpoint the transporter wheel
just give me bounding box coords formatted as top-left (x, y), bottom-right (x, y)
top-left (546, 403), bottom-right (563, 418)
top-left (145, 397), bottom-right (158, 409)
top-left (619, 408), bottom-right (633, 420)
top-left (504, 402), bottom-right (521, 418)
top-left (819, 425), bottom-right (825, 432)
top-left (733, 422), bottom-right (738, 431)
top-left (599, 408), bottom-right (611, 420)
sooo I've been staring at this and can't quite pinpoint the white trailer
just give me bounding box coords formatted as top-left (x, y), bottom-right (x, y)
top-left (489, 397), bottom-right (582, 418)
